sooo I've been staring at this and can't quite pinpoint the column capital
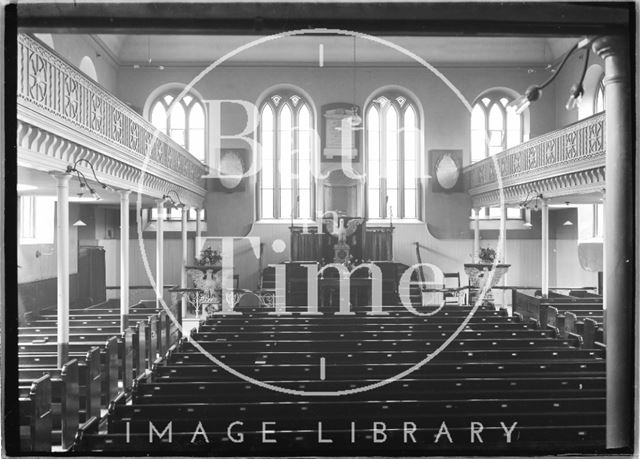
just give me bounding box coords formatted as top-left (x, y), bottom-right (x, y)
top-left (49, 170), bottom-right (73, 183)
top-left (118, 189), bottom-right (131, 197)
top-left (592, 35), bottom-right (627, 60)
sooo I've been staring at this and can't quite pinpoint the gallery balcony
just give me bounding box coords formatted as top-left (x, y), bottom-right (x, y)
top-left (16, 33), bottom-right (208, 206)
top-left (463, 112), bottom-right (605, 208)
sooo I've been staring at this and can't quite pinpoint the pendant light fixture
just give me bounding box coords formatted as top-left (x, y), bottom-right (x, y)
top-left (349, 36), bottom-right (362, 127)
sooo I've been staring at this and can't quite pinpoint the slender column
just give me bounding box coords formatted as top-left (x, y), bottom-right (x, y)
top-left (181, 205), bottom-right (189, 320)
top-left (499, 203), bottom-right (507, 306)
top-left (472, 208), bottom-right (480, 263)
top-left (119, 190), bottom-right (131, 332)
top-left (155, 199), bottom-right (166, 308)
top-left (52, 172), bottom-right (72, 367)
top-left (541, 198), bottom-right (549, 297)
top-left (594, 36), bottom-right (633, 449)
top-left (195, 207), bottom-right (202, 255)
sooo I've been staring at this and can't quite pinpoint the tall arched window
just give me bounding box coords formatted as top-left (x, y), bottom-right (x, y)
top-left (471, 90), bottom-right (526, 163)
top-left (366, 92), bottom-right (419, 219)
top-left (149, 91), bottom-right (206, 162)
top-left (594, 78), bottom-right (605, 113)
top-left (258, 91), bottom-right (314, 220)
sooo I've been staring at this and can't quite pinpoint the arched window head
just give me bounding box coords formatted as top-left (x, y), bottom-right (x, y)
top-left (259, 90), bottom-right (314, 220)
top-left (148, 90), bottom-right (206, 162)
top-left (594, 78), bottom-right (605, 113)
top-left (79, 56), bottom-right (98, 82)
top-left (471, 90), bottom-right (526, 163)
top-left (366, 92), bottom-right (420, 219)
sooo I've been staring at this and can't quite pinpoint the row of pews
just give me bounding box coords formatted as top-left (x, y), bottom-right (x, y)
top-left (74, 302), bottom-right (606, 454)
top-left (18, 300), bottom-right (181, 452)
top-left (513, 290), bottom-right (604, 349)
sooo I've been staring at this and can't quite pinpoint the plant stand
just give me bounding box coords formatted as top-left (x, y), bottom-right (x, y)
top-left (464, 263), bottom-right (510, 305)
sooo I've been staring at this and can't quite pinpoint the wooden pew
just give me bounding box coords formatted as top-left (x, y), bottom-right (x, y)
top-left (19, 374), bottom-right (52, 452)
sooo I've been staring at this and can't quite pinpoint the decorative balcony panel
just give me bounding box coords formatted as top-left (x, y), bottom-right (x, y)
top-left (463, 113), bottom-right (605, 208)
top-left (17, 33), bottom-right (208, 206)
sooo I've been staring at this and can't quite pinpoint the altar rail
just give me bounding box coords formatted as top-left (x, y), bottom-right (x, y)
top-left (17, 33), bottom-right (207, 205)
top-left (463, 113), bottom-right (605, 208)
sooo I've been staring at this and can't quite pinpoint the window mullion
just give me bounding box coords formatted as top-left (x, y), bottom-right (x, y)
top-left (398, 106), bottom-right (405, 219)
top-left (274, 104), bottom-right (281, 219)
top-left (380, 108), bottom-right (387, 219)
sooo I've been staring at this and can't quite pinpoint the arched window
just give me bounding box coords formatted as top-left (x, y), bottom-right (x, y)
top-left (365, 92), bottom-right (419, 219)
top-left (594, 78), bottom-right (605, 113)
top-left (148, 90), bottom-right (206, 162)
top-left (258, 91), bottom-right (314, 220)
top-left (471, 90), bottom-right (526, 163)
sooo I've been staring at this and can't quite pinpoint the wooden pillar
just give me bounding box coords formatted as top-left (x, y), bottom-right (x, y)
top-left (155, 198), bottom-right (166, 309)
top-left (541, 198), bottom-right (549, 298)
top-left (119, 190), bottom-right (131, 332)
top-left (473, 208), bottom-right (480, 263)
top-left (52, 172), bottom-right (72, 367)
top-left (181, 205), bottom-right (189, 320)
top-left (593, 35), bottom-right (633, 449)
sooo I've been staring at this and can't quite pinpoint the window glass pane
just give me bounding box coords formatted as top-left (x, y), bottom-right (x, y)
top-left (169, 103), bottom-right (186, 147)
top-left (403, 106), bottom-right (417, 162)
top-left (488, 207), bottom-right (502, 218)
top-left (297, 104), bottom-right (312, 185)
top-left (367, 107), bottom-right (380, 185)
top-left (596, 203), bottom-right (604, 238)
top-left (385, 105), bottom-right (398, 188)
top-left (151, 102), bottom-right (167, 134)
top-left (368, 188), bottom-right (380, 218)
top-left (595, 83), bottom-right (605, 113)
top-left (506, 107), bottom-right (521, 149)
top-left (20, 196), bottom-right (35, 238)
top-left (279, 104), bottom-right (293, 193)
top-left (280, 188), bottom-right (292, 218)
top-left (386, 189), bottom-right (398, 218)
top-left (471, 104), bottom-right (486, 162)
top-left (488, 103), bottom-right (504, 152)
top-left (190, 102), bottom-right (205, 129)
top-left (261, 189), bottom-right (274, 219)
top-left (298, 189), bottom-right (311, 219)
top-left (183, 95), bottom-right (193, 105)
top-left (506, 207), bottom-right (521, 219)
top-left (404, 189), bottom-right (416, 219)
top-left (163, 95), bottom-right (174, 105)
top-left (260, 105), bottom-right (274, 189)
top-left (169, 208), bottom-right (182, 220)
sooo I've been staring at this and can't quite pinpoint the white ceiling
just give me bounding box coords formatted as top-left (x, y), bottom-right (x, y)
top-left (92, 34), bottom-right (579, 67)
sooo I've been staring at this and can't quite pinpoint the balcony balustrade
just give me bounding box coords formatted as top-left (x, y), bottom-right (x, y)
top-left (17, 33), bottom-right (207, 205)
top-left (463, 112), bottom-right (605, 207)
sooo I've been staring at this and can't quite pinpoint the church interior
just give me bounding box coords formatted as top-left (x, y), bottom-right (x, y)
top-left (7, 2), bottom-right (636, 456)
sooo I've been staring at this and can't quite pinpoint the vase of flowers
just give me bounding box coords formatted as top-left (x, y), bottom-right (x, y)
top-left (478, 247), bottom-right (496, 264)
top-left (197, 247), bottom-right (221, 266)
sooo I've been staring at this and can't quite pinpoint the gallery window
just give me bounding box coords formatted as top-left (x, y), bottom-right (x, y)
top-left (365, 92), bottom-right (420, 219)
top-left (258, 91), bottom-right (314, 220)
top-left (149, 90), bottom-right (206, 162)
top-left (471, 90), bottom-right (527, 163)
top-left (594, 79), bottom-right (605, 113)
top-left (19, 196), bottom-right (55, 244)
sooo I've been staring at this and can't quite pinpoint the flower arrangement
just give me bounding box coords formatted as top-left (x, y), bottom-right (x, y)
top-left (197, 247), bottom-right (222, 266)
top-left (478, 247), bottom-right (497, 264)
